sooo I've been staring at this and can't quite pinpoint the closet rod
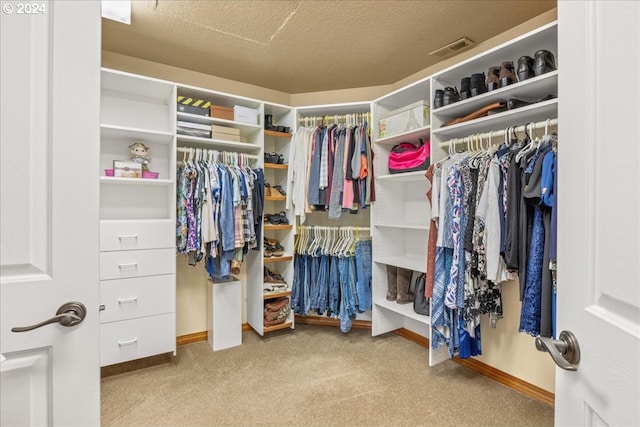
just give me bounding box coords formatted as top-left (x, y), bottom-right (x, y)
top-left (438, 118), bottom-right (558, 149)
top-left (298, 112), bottom-right (371, 125)
top-left (298, 226), bottom-right (371, 231)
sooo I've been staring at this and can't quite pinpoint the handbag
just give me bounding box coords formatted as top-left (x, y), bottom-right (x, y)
top-left (388, 138), bottom-right (430, 174)
top-left (413, 273), bottom-right (429, 315)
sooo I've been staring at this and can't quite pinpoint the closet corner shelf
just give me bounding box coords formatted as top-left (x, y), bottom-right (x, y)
top-left (176, 112), bottom-right (262, 134)
top-left (431, 98), bottom-right (558, 140)
top-left (374, 223), bottom-right (429, 231)
top-left (265, 195), bottom-right (287, 202)
top-left (264, 255), bottom-right (293, 264)
top-left (99, 177), bottom-right (173, 186)
top-left (264, 130), bottom-right (293, 138)
top-left (373, 125), bottom-right (431, 146)
top-left (176, 135), bottom-right (262, 152)
top-left (263, 321), bottom-right (293, 333)
top-left (264, 163), bottom-right (288, 170)
top-left (264, 224), bottom-right (293, 231)
top-left (374, 299), bottom-right (431, 326)
top-left (376, 171), bottom-right (426, 182)
top-left (263, 289), bottom-right (292, 300)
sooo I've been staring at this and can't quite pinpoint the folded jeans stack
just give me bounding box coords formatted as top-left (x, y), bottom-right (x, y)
top-left (264, 297), bottom-right (291, 326)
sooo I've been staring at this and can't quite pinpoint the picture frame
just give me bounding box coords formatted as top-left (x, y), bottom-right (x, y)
top-left (113, 160), bottom-right (142, 178)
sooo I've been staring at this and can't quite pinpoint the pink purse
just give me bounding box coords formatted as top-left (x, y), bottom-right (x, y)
top-left (388, 138), bottom-right (430, 174)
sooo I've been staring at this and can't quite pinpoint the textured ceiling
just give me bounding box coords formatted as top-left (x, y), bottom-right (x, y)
top-left (102, 1), bottom-right (556, 93)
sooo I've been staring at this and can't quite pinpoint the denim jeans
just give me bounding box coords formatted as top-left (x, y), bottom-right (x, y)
top-left (328, 256), bottom-right (340, 316)
top-left (253, 168), bottom-right (264, 249)
top-left (355, 240), bottom-right (372, 312)
top-left (309, 256), bottom-right (321, 311)
top-left (317, 255), bottom-right (330, 314)
top-left (291, 254), bottom-right (304, 314)
top-left (339, 256), bottom-right (357, 332)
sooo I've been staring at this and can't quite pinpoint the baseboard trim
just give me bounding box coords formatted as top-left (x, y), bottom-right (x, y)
top-left (294, 315), bottom-right (372, 329)
top-left (393, 327), bottom-right (554, 407)
top-left (173, 323), bottom-right (554, 406)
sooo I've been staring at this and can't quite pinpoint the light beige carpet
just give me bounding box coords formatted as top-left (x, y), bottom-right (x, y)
top-left (101, 324), bottom-right (553, 426)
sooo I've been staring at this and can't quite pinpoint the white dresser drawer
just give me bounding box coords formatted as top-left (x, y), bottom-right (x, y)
top-left (100, 313), bottom-right (175, 367)
top-left (100, 219), bottom-right (174, 251)
top-left (100, 275), bottom-right (175, 324)
top-left (100, 248), bottom-right (175, 280)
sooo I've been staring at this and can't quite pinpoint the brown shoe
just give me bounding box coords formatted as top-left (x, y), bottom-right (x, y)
top-left (486, 66), bottom-right (501, 91)
top-left (499, 61), bottom-right (518, 88)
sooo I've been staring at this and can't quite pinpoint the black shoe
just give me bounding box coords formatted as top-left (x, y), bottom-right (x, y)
top-left (499, 61), bottom-right (518, 88)
top-left (487, 66), bottom-right (501, 91)
top-left (460, 77), bottom-right (471, 100)
top-left (533, 50), bottom-right (557, 76)
top-left (265, 114), bottom-right (273, 130)
top-left (442, 87), bottom-right (461, 106)
top-left (433, 89), bottom-right (444, 109)
top-left (517, 56), bottom-right (534, 81)
top-left (507, 94), bottom-right (556, 110)
top-left (470, 72), bottom-right (487, 97)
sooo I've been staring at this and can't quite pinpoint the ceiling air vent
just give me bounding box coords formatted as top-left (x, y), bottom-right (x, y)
top-left (429, 37), bottom-right (474, 58)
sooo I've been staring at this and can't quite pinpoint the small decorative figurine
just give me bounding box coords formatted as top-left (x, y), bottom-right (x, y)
top-left (129, 142), bottom-right (150, 172)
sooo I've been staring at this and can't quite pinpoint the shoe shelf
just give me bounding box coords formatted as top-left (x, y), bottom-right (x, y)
top-left (432, 98), bottom-right (558, 141)
top-left (263, 321), bottom-right (294, 333)
top-left (265, 194), bottom-right (287, 202)
top-left (374, 299), bottom-right (431, 326)
top-left (374, 254), bottom-right (427, 274)
top-left (264, 224), bottom-right (293, 231)
top-left (374, 223), bottom-right (430, 231)
top-left (263, 289), bottom-right (291, 300)
top-left (431, 70), bottom-right (558, 120)
top-left (264, 129), bottom-right (293, 138)
top-left (376, 171), bottom-right (427, 183)
top-left (176, 112), bottom-right (262, 135)
top-left (373, 125), bottom-right (431, 146)
top-left (264, 163), bottom-right (288, 170)
top-left (264, 255), bottom-right (294, 264)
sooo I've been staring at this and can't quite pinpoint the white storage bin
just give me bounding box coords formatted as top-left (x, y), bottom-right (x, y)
top-left (233, 105), bottom-right (258, 125)
top-left (207, 277), bottom-right (242, 351)
top-left (378, 101), bottom-right (430, 139)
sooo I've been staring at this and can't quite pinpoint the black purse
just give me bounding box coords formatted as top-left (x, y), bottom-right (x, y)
top-left (413, 273), bottom-right (430, 315)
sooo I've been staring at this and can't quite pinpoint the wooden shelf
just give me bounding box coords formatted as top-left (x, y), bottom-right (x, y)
top-left (264, 130), bottom-right (292, 138)
top-left (264, 224), bottom-right (293, 231)
top-left (265, 195), bottom-right (286, 202)
top-left (263, 255), bottom-right (293, 263)
top-left (264, 163), bottom-right (288, 170)
top-left (263, 321), bottom-right (293, 333)
top-left (263, 289), bottom-right (291, 300)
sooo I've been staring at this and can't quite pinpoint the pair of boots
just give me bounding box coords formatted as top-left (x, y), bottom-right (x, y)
top-left (386, 266), bottom-right (413, 304)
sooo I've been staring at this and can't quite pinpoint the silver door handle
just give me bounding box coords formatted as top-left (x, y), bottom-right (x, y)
top-left (535, 330), bottom-right (580, 371)
top-left (11, 302), bottom-right (87, 332)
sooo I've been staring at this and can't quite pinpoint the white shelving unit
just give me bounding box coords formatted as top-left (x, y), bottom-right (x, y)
top-left (99, 69), bottom-right (177, 367)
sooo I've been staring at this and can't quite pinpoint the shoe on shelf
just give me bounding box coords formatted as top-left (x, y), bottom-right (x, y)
top-left (265, 182), bottom-right (272, 196)
top-left (517, 55), bottom-right (534, 81)
top-left (533, 49), bottom-right (557, 76)
top-left (460, 77), bottom-right (471, 100)
top-left (272, 185), bottom-right (286, 196)
top-left (264, 266), bottom-right (287, 284)
top-left (442, 87), bottom-right (461, 106)
top-left (486, 66), bottom-right (501, 91)
top-left (433, 89), bottom-right (444, 109)
top-left (470, 72), bottom-right (487, 97)
top-left (499, 61), bottom-right (518, 88)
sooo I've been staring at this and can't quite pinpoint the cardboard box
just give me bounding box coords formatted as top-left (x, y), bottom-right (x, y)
top-left (177, 103), bottom-right (210, 117)
top-left (210, 105), bottom-right (234, 121)
top-left (234, 105), bottom-right (258, 125)
top-left (378, 101), bottom-right (430, 139)
top-left (211, 124), bottom-right (241, 142)
top-left (177, 120), bottom-right (212, 138)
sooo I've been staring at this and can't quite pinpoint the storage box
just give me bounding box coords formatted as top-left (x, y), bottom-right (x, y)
top-left (234, 105), bottom-right (259, 125)
top-left (378, 101), bottom-right (430, 139)
top-left (177, 120), bottom-right (211, 138)
top-left (207, 277), bottom-right (242, 351)
top-left (211, 124), bottom-right (241, 142)
top-left (210, 105), bottom-right (234, 121)
top-left (177, 96), bottom-right (211, 117)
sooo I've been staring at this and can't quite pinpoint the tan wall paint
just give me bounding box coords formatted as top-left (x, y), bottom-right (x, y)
top-left (102, 8), bottom-right (557, 394)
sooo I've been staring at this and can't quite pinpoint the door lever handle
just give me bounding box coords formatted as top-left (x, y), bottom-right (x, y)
top-left (11, 302), bottom-right (86, 332)
top-left (535, 330), bottom-right (580, 371)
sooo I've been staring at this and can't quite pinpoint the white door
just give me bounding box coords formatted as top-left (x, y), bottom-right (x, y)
top-left (0, 1), bottom-right (101, 425)
top-left (556, 1), bottom-right (640, 426)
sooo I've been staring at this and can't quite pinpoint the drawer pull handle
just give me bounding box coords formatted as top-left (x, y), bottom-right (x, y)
top-left (118, 338), bottom-right (138, 347)
top-left (118, 297), bottom-right (138, 304)
top-left (118, 263), bottom-right (138, 270)
top-left (118, 235), bottom-right (138, 241)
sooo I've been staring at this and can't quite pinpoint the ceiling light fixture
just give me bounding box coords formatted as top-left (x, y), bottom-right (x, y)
top-left (429, 37), bottom-right (475, 58)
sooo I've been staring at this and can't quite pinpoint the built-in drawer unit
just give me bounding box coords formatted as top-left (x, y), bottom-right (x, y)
top-left (100, 219), bottom-right (174, 251)
top-left (100, 274), bottom-right (175, 323)
top-left (100, 313), bottom-right (176, 367)
top-left (99, 248), bottom-right (175, 280)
